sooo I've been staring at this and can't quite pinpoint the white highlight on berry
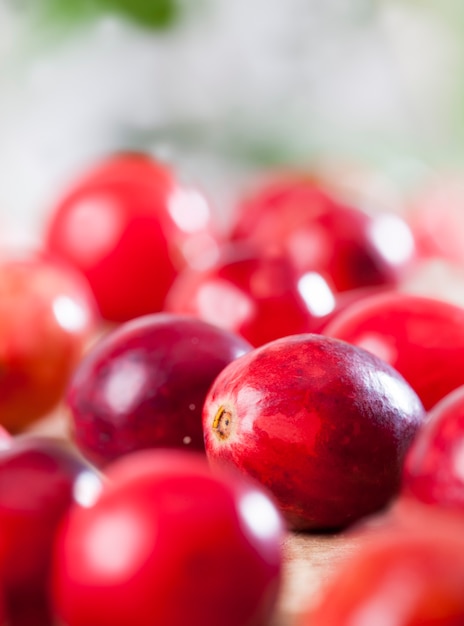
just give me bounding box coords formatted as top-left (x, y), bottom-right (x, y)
top-left (168, 187), bottom-right (210, 233)
top-left (369, 213), bottom-right (415, 266)
top-left (73, 470), bottom-right (103, 508)
top-left (239, 490), bottom-right (282, 542)
top-left (297, 271), bottom-right (336, 317)
top-left (103, 356), bottom-right (150, 417)
top-left (52, 295), bottom-right (89, 332)
top-left (86, 510), bottom-right (151, 577)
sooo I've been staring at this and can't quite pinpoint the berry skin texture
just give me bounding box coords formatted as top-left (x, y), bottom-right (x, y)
top-left (402, 384), bottom-right (464, 512)
top-left (52, 449), bottom-right (284, 626)
top-left (203, 334), bottom-right (425, 531)
top-left (45, 152), bottom-right (220, 323)
top-left (67, 313), bottom-right (252, 466)
top-left (324, 292), bottom-right (464, 410)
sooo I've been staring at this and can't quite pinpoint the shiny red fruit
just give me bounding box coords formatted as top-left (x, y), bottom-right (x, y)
top-left (407, 174), bottom-right (464, 265)
top-left (0, 254), bottom-right (97, 432)
top-left (324, 292), bottom-right (464, 410)
top-left (403, 384), bottom-right (464, 512)
top-left (230, 176), bottom-right (415, 292)
top-left (45, 152), bottom-right (220, 322)
top-left (0, 436), bottom-right (102, 624)
top-left (203, 334), bottom-right (424, 531)
top-left (165, 245), bottom-right (335, 346)
top-left (67, 314), bottom-right (252, 466)
top-left (52, 449), bottom-right (284, 626)
top-left (304, 521), bottom-right (464, 626)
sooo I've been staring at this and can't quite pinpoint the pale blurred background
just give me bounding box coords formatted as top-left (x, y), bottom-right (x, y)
top-left (1, 0), bottom-right (464, 247)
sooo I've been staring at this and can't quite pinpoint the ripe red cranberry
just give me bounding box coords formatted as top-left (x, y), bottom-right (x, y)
top-left (164, 245), bottom-right (335, 346)
top-left (52, 449), bottom-right (284, 626)
top-left (407, 173), bottom-right (464, 265)
top-left (67, 314), bottom-right (252, 466)
top-left (303, 521), bottom-right (464, 626)
top-left (402, 384), bottom-right (464, 512)
top-left (310, 285), bottom-right (392, 333)
top-left (324, 292), bottom-right (464, 410)
top-left (44, 152), bottom-right (220, 322)
top-left (0, 436), bottom-right (102, 625)
top-left (229, 176), bottom-right (416, 292)
top-left (203, 333), bottom-right (425, 531)
top-left (0, 254), bottom-right (98, 432)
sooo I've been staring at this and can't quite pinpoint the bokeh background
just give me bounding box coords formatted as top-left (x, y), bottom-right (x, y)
top-left (1, 0), bottom-right (464, 246)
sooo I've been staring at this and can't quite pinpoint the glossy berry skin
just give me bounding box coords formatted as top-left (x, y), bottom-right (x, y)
top-left (304, 522), bottom-right (464, 626)
top-left (0, 255), bottom-right (98, 433)
top-left (165, 245), bottom-right (335, 346)
top-left (324, 292), bottom-right (464, 410)
top-left (45, 153), bottom-right (220, 322)
top-left (203, 334), bottom-right (424, 531)
top-left (402, 384), bottom-right (464, 512)
top-left (0, 436), bottom-right (102, 624)
top-left (67, 314), bottom-right (252, 466)
top-left (230, 176), bottom-right (415, 292)
top-left (52, 449), bottom-right (284, 626)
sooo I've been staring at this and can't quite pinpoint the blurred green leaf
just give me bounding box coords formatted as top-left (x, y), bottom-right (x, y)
top-left (37, 0), bottom-right (179, 29)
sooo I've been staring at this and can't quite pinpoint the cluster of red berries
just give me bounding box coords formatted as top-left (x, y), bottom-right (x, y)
top-left (2, 152), bottom-right (464, 625)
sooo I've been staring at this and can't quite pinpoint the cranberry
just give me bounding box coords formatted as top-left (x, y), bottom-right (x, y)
top-left (164, 245), bottom-right (335, 346)
top-left (402, 384), bottom-right (464, 512)
top-left (0, 254), bottom-right (98, 432)
top-left (52, 449), bottom-right (284, 626)
top-left (0, 436), bottom-right (102, 624)
top-left (304, 520), bottom-right (464, 625)
top-left (67, 313), bottom-right (252, 466)
top-left (44, 152), bottom-right (220, 322)
top-left (407, 173), bottom-right (464, 265)
top-left (202, 333), bottom-right (424, 531)
top-left (229, 176), bottom-right (416, 292)
top-left (324, 291), bottom-right (464, 410)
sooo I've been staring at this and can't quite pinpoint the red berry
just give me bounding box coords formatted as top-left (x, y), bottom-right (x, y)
top-left (52, 449), bottom-right (284, 626)
top-left (67, 313), bottom-right (252, 466)
top-left (202, 333), bottom-right (425, 531)
top-left (324, 292), bottom-right (464, 410)
top-left (403, 384), bottom-right (464, 512)
top-left (304, 521), bottom-right (464, 626)
top-left (0, 436), bottom-right (102, 623)
top-left (230, 176), bottom-right (415, 292)
top-left (45, 153), bottom-right (220, 322)
top-left (0, 254), bottom-right (97, 432)
top-left (165, 245), bottom-right (335, 346)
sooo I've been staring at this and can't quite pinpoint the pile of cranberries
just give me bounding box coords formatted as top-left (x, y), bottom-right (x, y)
top-left (2, 152), bottom-right (464, 625)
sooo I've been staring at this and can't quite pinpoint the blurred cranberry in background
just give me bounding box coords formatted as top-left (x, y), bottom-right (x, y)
top-left (0, 436), bottom-right (102, 625)
top-left (303, 519), bottom-right (464, 626)
top-left (229, 175), bottom-right (416, 293)
top-left (407, 174), bottom-right (464, 266)
top-left (403, 384), bottom-right (464, 513)
top-left (0, 253), bottom-right (98, 433)
top-left (324, 292), bottom-right (464, 410)
top-left (44, 152), bottom-right (221, 323)
top-left (165, 244), bottom-right (336, 346)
